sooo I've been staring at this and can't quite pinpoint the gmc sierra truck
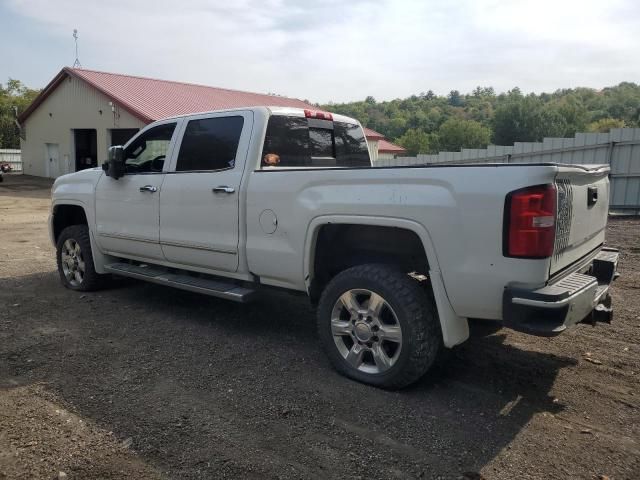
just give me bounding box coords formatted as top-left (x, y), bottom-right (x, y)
top-left (50, 106), bottom-right (619, 388)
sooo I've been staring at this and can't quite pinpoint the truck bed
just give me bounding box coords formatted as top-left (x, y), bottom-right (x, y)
top-left (245, 162), bottom-right (610, 323)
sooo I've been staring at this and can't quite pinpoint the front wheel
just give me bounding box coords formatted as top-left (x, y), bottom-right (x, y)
top-left (56, 225), bottom-right (106, 291)
top-left (317, 264), bottom-right (442, 389)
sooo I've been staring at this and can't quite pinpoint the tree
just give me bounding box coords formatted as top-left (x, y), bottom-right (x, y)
top-left (548, 95), bottom-right (588, 136)
top-left (320, 81), bottom-right (640, 149)
top-left (396, 129), bottom-right (434, 155)
top-left (492, 97), bottom-right (536, 144)
top-left (0, 79), bottom-right (40, 149)
top-left (472, 86), bottom-right (495, 98)
top-left (436, 118), bottom-right (491, 152)
top-left (586, 118), bottom-right (626, 133)
top-left (447, 90), bottom-right (464, 107)
top-left (602, 82), bottom-right (640, 126)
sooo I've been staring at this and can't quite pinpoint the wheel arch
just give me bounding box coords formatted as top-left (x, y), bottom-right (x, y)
top-left (52, 201), bottom-right (89, 243)
top-left (303, 215), bottom-right (469, 348)
top-left (51, 200), bottom-right (108, 274)
top-left (304, 216), bottom-right (441, 288)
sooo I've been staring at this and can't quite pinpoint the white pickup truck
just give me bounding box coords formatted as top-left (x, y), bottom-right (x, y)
top-left (50, 106), bottom-right (619, 388)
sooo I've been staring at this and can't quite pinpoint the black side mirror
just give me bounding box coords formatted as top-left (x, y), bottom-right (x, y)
top-left (105, 146), bottom-right (125, 179)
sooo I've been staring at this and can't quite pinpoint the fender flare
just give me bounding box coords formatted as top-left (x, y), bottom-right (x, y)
top-left (50, 200), bottom-right (108, 274)
top-left (50, 199), bottom-right (88, 244)
top-left (303, 215), bottom-right (469, 347)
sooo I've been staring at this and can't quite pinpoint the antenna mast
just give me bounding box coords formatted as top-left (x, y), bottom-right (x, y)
top-left (72, 29), bottom-right (81, 68)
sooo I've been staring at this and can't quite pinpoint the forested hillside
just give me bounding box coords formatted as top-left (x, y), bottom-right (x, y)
top-left (321, 83), bottom-right (640, 155)
top-left (2, 78), bottom-right (640, 154)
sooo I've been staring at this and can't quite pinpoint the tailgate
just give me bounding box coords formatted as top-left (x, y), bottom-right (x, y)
top-left (551, 165), bottom-right (610, 275)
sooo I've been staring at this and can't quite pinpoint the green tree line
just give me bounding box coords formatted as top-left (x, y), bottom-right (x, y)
top-left (321, 83), bottom-right (640, 155)
top-left (0, 79), bottom-right (40, 149)
top-left (2, 78), bottom-right (639, 154)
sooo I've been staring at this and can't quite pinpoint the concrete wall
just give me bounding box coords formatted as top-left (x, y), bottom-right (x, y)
top-left (20, 75), bottom-right (145, 178)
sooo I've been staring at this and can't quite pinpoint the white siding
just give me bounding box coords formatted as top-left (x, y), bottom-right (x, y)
top-left (377, 152), bottom-right (397, 161)
top-left (367, 139), bottom-right (379, 163)
top-left (20, 75), bottom-right (145, 178)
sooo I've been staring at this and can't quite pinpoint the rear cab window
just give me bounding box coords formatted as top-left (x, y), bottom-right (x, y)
top-left (261, 114), bottom-right (370, 168)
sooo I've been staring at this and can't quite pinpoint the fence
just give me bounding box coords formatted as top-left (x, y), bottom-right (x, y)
top-left (374, 128), bottom-right (640, 214)
top-left (0, 149), bottom-right (22, 172)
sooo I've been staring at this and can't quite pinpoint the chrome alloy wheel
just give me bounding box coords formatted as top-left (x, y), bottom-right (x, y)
top-left (60, 238), bottom-right (85, 287)
top-left (330, 289), bottom-right (403, 374)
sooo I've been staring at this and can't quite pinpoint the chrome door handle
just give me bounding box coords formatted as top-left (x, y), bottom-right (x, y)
top-left (139, 185), bottom-right (158, 193)
top-left (212, 186), bottom-right (235, 194)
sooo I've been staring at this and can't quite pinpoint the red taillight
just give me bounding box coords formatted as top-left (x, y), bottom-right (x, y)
top-left (304, 109), bottom-right (333, 121)
top-left (504, 184), bottom-right (557, 258)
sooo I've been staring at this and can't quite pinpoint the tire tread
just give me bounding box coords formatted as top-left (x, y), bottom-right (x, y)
top-left (56, 225), bottom-right (106, 292)
top-left (317, 264), bottom-right (442, 389)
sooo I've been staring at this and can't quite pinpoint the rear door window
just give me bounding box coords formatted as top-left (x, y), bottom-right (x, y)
top-left (176, 116), bottom-right (244, 171)
top-left (261, 115), bottom-right (370, 168)
top-left (261, 116), bottom-right (310, 167)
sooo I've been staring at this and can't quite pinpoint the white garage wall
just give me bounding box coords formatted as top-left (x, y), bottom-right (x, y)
top-left (20, 74), bottom-right (145, 178)
top-left (367, 139), bottom-right (379, 163)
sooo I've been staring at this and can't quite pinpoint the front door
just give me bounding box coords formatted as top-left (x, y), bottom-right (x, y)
top-left (160, 112), bottom-right (252, 272)
top-left (94, 121), bottom-right (179, 261)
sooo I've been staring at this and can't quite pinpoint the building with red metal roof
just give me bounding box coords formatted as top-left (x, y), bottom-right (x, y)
top-left (362, 127), bottom-right (385, 140)
top-left (378, 139), bottom-right (408, 155)
top-left (18, 67), bottom-right (405, 177)
top-left (18, 67), bottom-right (315, 125)
top-left (361, 127), bottom-right (407, 161)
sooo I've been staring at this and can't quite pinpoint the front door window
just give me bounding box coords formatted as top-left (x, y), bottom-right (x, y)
top-left (124, 123), bottom-right (176, 174)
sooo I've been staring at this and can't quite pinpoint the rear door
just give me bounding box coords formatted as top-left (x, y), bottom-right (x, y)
top-left (159, 111), bottom-right (253, 272)
top-left (551, 165), bottom-right (610, 274)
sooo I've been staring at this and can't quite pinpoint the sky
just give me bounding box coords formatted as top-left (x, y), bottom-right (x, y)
top-left (1, 0), bottom-right (639, 103)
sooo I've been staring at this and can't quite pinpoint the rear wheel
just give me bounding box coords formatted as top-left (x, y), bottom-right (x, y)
top-left (317, 264), bottom-right (442, 389)
top-left (56, 225), bottom-right (106, 291)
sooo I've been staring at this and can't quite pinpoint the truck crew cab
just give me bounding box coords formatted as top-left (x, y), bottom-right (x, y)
top-left (50, 106), bottom-right (619, 388)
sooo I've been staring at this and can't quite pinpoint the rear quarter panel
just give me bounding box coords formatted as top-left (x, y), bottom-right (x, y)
top-left (245, 164), bottom-right (559, 320)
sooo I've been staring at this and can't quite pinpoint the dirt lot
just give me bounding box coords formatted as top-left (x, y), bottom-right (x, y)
top-left (0, 174), bottom-right (638, 479)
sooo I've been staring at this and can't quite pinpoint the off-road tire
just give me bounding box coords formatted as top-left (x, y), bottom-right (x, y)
top-left (317, 264), bottom-right (442, 389)
top-left (56, 225), bottom-right (106, 291)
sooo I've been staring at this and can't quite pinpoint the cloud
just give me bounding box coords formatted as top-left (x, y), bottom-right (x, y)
top-left (4, 0), bottom-right (640, 102)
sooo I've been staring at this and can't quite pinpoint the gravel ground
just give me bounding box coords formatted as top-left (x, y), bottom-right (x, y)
top-left (1, 174), bottom-right (638, 479)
